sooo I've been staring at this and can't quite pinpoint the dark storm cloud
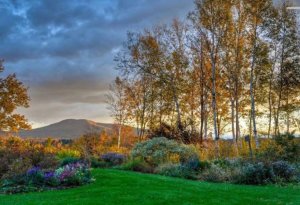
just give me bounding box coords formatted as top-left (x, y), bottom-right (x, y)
top-left (1, 0), bottom-right (299, 127)
top-left (0, 0), bottom-right (194, 127)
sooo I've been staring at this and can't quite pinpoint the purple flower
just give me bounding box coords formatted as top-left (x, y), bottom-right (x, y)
top-left (27, 166), bottom-right (41, 176)
top-left (44, 171), bottom-right (55, 180)
top-left (101, 152), bottom-right (125, 165)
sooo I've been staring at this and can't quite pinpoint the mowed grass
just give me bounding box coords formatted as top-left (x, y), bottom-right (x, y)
top-left (0, 169), bottom-right (299, 205)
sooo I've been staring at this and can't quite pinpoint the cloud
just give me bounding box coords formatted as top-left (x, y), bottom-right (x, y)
top-left (2, 0), bottom-right (298, 127)
top-left (0, 0), bottom-right (194, 127)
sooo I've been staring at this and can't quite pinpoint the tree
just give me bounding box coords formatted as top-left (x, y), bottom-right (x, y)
top-left (273, 2), bottom-right (300, 135)
top-left (0, 60), bottom-right (30, 132)
top-left (123, 78), bottom-right (151, 141)
top-left (192, 0), bottom-right (233, 156)
top-left (245, 0), bottom-right (271, 147)
top-left (110, 0), bottom-right (300, 153)
top-left (116, 21), bottom-right (191, 133)
top-left (106, 77), bottom-right (128, 148)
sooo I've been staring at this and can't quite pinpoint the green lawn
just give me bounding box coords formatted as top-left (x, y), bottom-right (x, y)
top-left (0, 169), bottom-right (299, 205)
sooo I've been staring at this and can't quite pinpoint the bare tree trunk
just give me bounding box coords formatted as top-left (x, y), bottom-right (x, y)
top-left (200, 99), bottom-right (204, 143)
top-left (249, 110), bottom-right (252, 137)
top-left (140, 84), bottom-right (147, 141)
top-left (159, 90), bottom-right (163, 128)
top-left (230, 98), bottom-right (239, 154)
top-left (190, 88), bottom-right (195, 134)
top-left (234, 27), bottom-right (241, 144)
top-left (275, 89), bottom-right (282, 136)
top-left (199, 45), bottom-right (205, 143)
top-left (250, 62), bottom-right (259, 148)
top-left (212, 77), bottom-right (218, 140)
top-left (293, 119), bottom-right (300, 133)
top-left (287, 112), bottom-right (290, 134)
top-left (249, 22), bottom-right (259, 148)
top-left (286, 92), bottom-right (289, 134)
top-left (171, 79), bottom-right (182, 131)
top-left (136, 119), bottom-right (141, 140)
top-left (267, 46), bottom-right (276, 139)
top-left (211, 59), bottom-right (219, 157)
top-left (235, 79), bottom-right (240, 143)
top-left (267, 72), bottom-right (273, 138)
top-left (204, 110), bottom-right (208, 140)
top-left (173, 93), bottom-right (182, 130)
top-left (117, 125), bottom-right (122, 149)
top-left (275, 24), bottom-right (286, 136)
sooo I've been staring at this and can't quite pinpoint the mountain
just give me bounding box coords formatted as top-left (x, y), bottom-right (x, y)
top-left (16, 119), bottom-right (115, 139)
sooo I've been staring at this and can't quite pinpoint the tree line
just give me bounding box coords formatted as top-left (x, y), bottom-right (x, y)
top-left (107, 0), bottom-right (300, 150)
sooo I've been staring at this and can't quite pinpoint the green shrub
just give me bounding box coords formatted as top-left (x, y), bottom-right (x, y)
top-left (237, 162), bottom-right (274, 185)
top-left (258, 133), bottom-right (300, 163)
top-left (212, 158), bottom-right (242, 168)
top-left (182, 157), bottom-right (201, 171)
top-left (59, 157), bottom-right (81, 167)
top-left (274, 134), bottom-right (300, 162)
top-left (199, 164), bottom-right (229, 183)
top-left (272, 161), bottom-right (298, 183)
top-left (154, 163), bottom-right (197, 179)
top-left (119, 159), bottom-right (153, 173)
top-left (91, 158), bottom-right (107, 168)
top-left (131, 137), bottom-right (198, 166)
top-left (100, 153), bottom-right (126, 166)
top-left (198, 160), bottom-right (211, 171)
top-left (0, 183), bottom-right (39, 194)
top-left (56, 149), bottom-right (81, 159)
top-left (26, 167), bottom-right (45, 186)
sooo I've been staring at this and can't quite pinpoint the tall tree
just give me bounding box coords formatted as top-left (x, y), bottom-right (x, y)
top-left (245, 0), bottom-right (271, 147)
top-left (273, 2), bottom-right (300, 134)
top-left (106, 77), bottom-right (128, 148)
top-left (0, 60), bottom-right (30, 132)
top-left (193, 0), bottom-right (233, 148)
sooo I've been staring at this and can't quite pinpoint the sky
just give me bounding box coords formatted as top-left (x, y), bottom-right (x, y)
top-left (0, 0), bottom-right (195, 128)
top-left (1, 0), bottom-right (299, 128)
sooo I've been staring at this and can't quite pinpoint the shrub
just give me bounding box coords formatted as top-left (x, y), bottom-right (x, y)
top-left (100, 153), bottom-right (126, 166)
top-left (258, 133), bottom-right (300, 163)
top-left (272, 161), bottom-right (297, 182)
top-left (0, 183), bottom-right (39, 194)
top-left (274, 134), bottom-right (300, 162)
top-left (26, 167), bottom-right (45, 186)
top-left (212, 158), bottom-right (242, 168)
top-left (155, 163), bottom-right (197, 179)
top-left (0, 162), bottom-right (93, 194)
top-left (119, 159), bottom-right (153, 173)
top-left (1, 158), bottom-right (32, 180)
top-left (181, 156), bottom-right (202, 171)
top-left (237, 162), bottom-right (274, 185)
top-left (55, 163), bottom-right (92, 186)
top-left (131, 137), bottom-right (198, 166)
top-left (60, 157), bottom-right (81, 167)
top-left (200, 164), bottom-right (229, 183)
top-left (149, 123), bottom-right (199, 144)
top-left (57, 149), bottom-right (81, 160)
top-left (198, 160), bottom-right (211, 171)
top-left (91, 158), bottom-right (107, 168)
top-left (0, 137), bottom-right (60, 179)
top-left (44, 171), bottom-right (59, 187)
top-left (37, 154), bottom-right (59, 170)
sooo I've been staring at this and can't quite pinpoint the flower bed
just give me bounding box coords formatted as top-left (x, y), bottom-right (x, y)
top-left (0, 162), bottom-right (93, 194)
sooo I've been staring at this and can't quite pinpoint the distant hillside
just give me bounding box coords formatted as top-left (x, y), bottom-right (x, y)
top-left (15, 119), bottom-right (115, 139)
